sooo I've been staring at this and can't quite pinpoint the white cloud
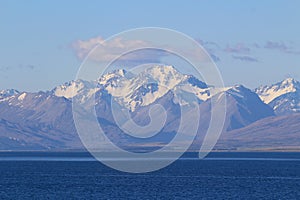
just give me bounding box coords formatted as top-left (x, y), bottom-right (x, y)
top-left (72, 36), bottom-right (167, 63)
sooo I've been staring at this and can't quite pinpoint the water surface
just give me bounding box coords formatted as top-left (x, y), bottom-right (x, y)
top-left (0, 152), bottom-right (299, 199)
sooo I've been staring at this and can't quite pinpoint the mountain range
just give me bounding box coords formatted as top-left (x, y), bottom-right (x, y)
top-left (0, 65), bottom-right (299, 151)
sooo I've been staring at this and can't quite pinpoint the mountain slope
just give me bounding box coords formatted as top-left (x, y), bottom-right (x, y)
top-left (218, 113), bottom-right (300, 150)
top-left (190, 85), bottom-right (275, 149)
top-left (222, 85), bottom-right (275, 130)
top-left (0, 92), bottom-right (81, 150)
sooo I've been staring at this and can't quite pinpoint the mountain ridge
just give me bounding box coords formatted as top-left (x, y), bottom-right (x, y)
top-left (0, 66), bottom-right (298, 150)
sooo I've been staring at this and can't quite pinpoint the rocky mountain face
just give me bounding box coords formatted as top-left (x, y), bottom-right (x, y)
top-left (0, 66), bottom-right (298, 150)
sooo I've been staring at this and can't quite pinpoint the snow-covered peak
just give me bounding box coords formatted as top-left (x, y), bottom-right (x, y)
top-left (255, 78), bottom-right (300, 104)
top-left (49, 65), bottom-right (217, 111)
top-left (136, 65), bottom-right (186, 89)
top-left (227, 84), bottom-right (248, 92)
top-left (53, 79), bottom-right (98, 100)
top-left (53, 80), bottom-right (85, 99)
top-left (52, 66), bottom-right (188, 109)
top-left (97, 65), bottom-right (210, 111)
top-left (255, 78), bottom-right (300, 115)
top-left (202, 85), bottom-right (247, 99)
top-left (282, 77), bottom-right (298, 86)
top-left (98, 69), bottom-right (132, 86)
top-left (98, 66), bottom-right (183, 110)
top-left (143, 65), bottom-right (181, 79)
top-left (224, 85), bottom-right (255, 99)
top-left (114, 69), bottom-right (127, 77)
top-left (0, 89), bottom-right (19, 99)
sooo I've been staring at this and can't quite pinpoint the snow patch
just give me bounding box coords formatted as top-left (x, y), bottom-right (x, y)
top-left (18, 93), bottom-right (27, 101)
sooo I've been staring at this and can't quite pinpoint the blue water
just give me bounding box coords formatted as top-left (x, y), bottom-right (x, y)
top-left (0, 152), bottom-right (300, 199)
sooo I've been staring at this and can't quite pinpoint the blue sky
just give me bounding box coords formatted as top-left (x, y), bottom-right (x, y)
top-left (1, 0), bottom-right (300, 91)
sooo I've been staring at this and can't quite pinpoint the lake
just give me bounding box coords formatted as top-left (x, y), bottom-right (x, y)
top-left (0, 152), bottom-right (299, 199)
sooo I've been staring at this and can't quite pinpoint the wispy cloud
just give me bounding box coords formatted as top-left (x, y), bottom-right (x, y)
top-left (196, 39), bottom-right (221, 62)
top-left (264, 41), bottom-right (289, 51)
top-left (232, 55), bottom-right (259, 62)
top-left (197, 39), bottom-right (221, 50)
top-left (72, 36), bottom-right (300, 66)
top-left (0, 64), bottom-right (37, 72)
top-left (208, 54), bottom-right (221, 62)
top-left (224, 43), bottom-right (251, 54)
top-left (207, 40), bottom-right (300, 63)
top-left (264, 41), bottom-right (300, 55)
top-left (253, 43), bottom-right (261, 48)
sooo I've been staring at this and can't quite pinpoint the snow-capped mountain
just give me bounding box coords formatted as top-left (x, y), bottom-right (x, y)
top-left (100, 66), bottom-right (210, 111)
top-left (1, 65), bottom-right (295, 151)
top-left (52, 79), bottom-right (99, 104)
top-left (53, 66), bottom-right (210, 111)
top-left (255, 78), bottom-right (300, 115)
